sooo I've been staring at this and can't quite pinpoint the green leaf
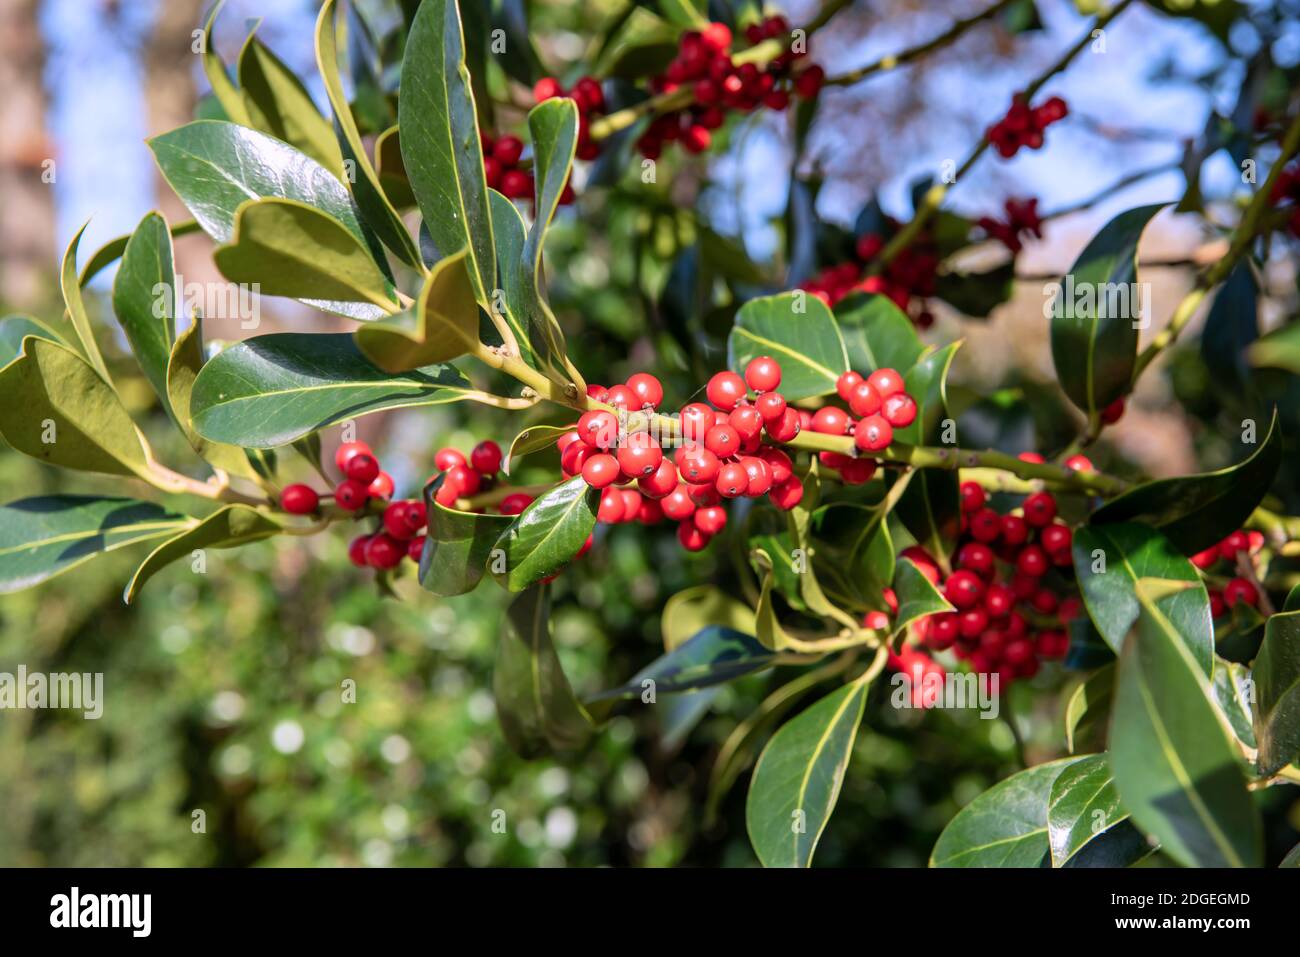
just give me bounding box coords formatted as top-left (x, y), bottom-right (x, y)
top-left (165, 319), bottom-right (260, 480)
top-left (1089, 410), bottom-right (1281, 555)
top-left (662, 585), bottom-right (757, 649)
top-left (214, 198), bottom-right (397, 309)
top-left (809, 503), bottom-right (894, 611)
top-left (354, 250), bottom-right (480, 372)
top-left (148, 120), bottom-right (392, 320)
top-left (398, 0), bottom-right (495, 301)
top-left (237, 33), bottom-right (344, 174)
top-left (504, 423), bottom-right (572, 475)
top-left (315, 0), bottom-right (421, 267)
top-left (895, 342), bottom-right (960, 446)
top-left (491, 476), bottom-right (598, 591)
top-left (893, 557), bottom-right (954, 634)
top-left (1073, 523), bottom-right (1213, 674)
top-left (112, 212), bottom-right (177, 418)
top-left (1249, 320), bottom-right (1300, 374)
top-left (1282, 842), bottom-right (1300, 868)
top-left (931, 757), bottom-right (1086, 867)
top-left (418, 475), bottom-right (513, 597)
top-left (200, 1), bottom-right (253, 127)
top-left (658, 0), bottom-right (708, 28)
top-left (728, 292), bottom-right (850, 400)
top-left (0, 315), bottom-right (61, 369)
top-left (0, 336), bottom-right (150, 478)
top-left (934, 260), bottom-right (1015, 319)
top-left (79, 220), bottom-right (202, 288)
top-left (487, 189), bottom-right (538, 369)
top-left (375, 127), bottom-right (416, 210)
top-left (895, 470), bottom-right (961, 573)
top-left (1212, 657), bottom-right (1256, 750)
top-left (190, 333), bottom-right (472, 448)
top-left (124, 505), bottom-right (280, 603)
top-left (833, 292), bottom-right (923, 375)
top-left (746, 676), bottom-right (870, 867)
top-left (591, 626), bottom-right (776, 702)
top-left (60, 222), bottom-right (112, 385)
top-left (1200, 261), bottom-right (1258, 394)
top-left (1049, 204), bottom-right (1165, 417)
top-left (1108, 578), bottom-right (1262, 867)
top-left (1065, 663), bottom-right (1114, 754)
top-left (0, 496), bottom-right (190, 593)
top-left (1252, 609), bottom-right (1300, 776)
top-left (1047, 754), bottom-right (1152, 868)
top-left (493, 585), bottom-right (593, 757)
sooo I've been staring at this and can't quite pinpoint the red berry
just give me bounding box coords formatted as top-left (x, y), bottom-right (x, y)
top-left (755, 392), bottom-right (787, 422)
top-left (984, 584), bottom-right (1014, 618)
top-left (335, 479), bottom-right (370, 511)
top-left (1065, 454), bottom-right (1093, 472)
top-left (968, 508), bottom-right (1001, 543)
top-left (848, 381), bottom-right (881, 417)
top-left (578, 410), bottom-right (620, 449)
top-left (500, 493), bottom-right (534, 515)
top-left (715, 462), bottom-right (749, 498)
top-left (957, 542), bottom-right (995, 576)
top-left (470, 440), bottom-right (503, 475)
top-left (840, 458), bottom-right (877, 485)
top-left (1223, 577), bottom-right (1259, 608)
top-left (1016, 544), bottom-right (1049, 577)
top-left (1031, 588), bottom-right (1059, 614)
top-left (677, 448), bottom-right (721, 483)
top-left (704, 423), bottom-right (741, 458)
top-left (345, 451), bottom-right (380, 484)
top-left (882, 393), bottom-right (917, 428)
top-left (500, 169), bottom-right (533, 199)
top-left (445, 465), bottom-right (480, 496)
top-left (336, 441), bottom-right (373, 472)
top-left (741, 456), bottom-right (773, 495)
top-left (769, 476), bottom-right (804, 510)
top-left (1018, 451), bottom-right (1045, 464)
top-left (626, 372), bottom-right (664, 409)
top-left (729, 405), bottom-right (765, 442)
top-left (836, 371), bottom-right (863, 402)
top-left (701, 21), bottom-right (732, 52)
top-left (639, 458), bottom-right (679, 498)
top-left (866, 368), bottom-right (905, 399)
top-left (694, 505), bottom-right (728, 535)
top-left (758, 447), bottom-right (793, 485)
top-left (407, 536), bottom-right (425, 562)
top-left (677, 521), bottom-right (711, 551)
top-left (1000, 514), bottom-right (1029, 546)
top-left (561, 441), bottom-right (592, 477)
top-left (280, 483), bottom-right (319, 515)
top-left (582, 453), bottom-right (621, 489)
top-left (766, 407), bottom-right (801, 442)
top-left (1209, 590), bottom-right (1227, 618)
top-left (365, 533), bottom-right (405, 570)
top-left (1022, 492), bottom-right (1057, 527)
top-left (617, 431), bottom-right (663, 477)
top-left (744, 356), bottom-right (782, 393)
top-left (382, 501), bottom-right (421, 540)
top-left (369, 471), bottom-right (395, 500)
top-left (347, 535), bottom-right (371, 567)
top-left (533, 77), bottom-right (563, 102)
top-left (854, 415), bottom-right (893, 452)
top-left (959, 481), bottom-right (986, 514)
top-left (1040, 522), bottom-right (1072, 555)
top-left (662, 485), bottom-right (696, 521)
top-left (492, 134), bottom-right (524, 166)
top-left (706, 371), bottom-right (748, 410)
top-left (1218, 531), bottom-right (1250, 560)
top-left (605, 384), bottom-right (637, 410)
top-left (945, 570), bottom-right (985, 609)
top-left (959, 608), bottom-right (989, 639)
top-left (811, 406), bottom-right (851, 435)
top-left (1101, 397), bottom-right (1125, 425)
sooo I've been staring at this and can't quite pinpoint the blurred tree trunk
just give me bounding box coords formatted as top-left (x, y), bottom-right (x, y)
top-left (0, 0), bottom-right (56, 312)
top-left (144, 0), bottom-right (203, 224)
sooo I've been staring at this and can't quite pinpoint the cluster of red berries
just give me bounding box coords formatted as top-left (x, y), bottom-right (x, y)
top-left (556, 359), bottom-right (808, 551)
top-left (1190, 529), bottom-right (1266, 617)
top-left (1269, 161), bottom-right (1300, 237)
top-left (428, 441), bottom-right (507, 509)
top-left (635, 18), bottom-right (823, 160)
top-left (799, 228), bottom-right (940, 326)
top-left (808, 368), bottom-right (917, 484)
top-left (533, 75), bottom-right (606, 162)
top-left (986, 94), bottom-right (1068, 159)
top-left (977, 197), bottom-right (1044, 254)
top-left (895, 481), bottom-right (1083, 693)
top-left (479, 131), bottom-right (571, 205)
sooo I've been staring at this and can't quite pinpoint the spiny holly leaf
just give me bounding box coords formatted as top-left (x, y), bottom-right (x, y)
top-left (124, 505), bottom-right (281, 603)
top-left (833, 292), bottom-right (924, 375)
top-left (728, 292), bottom-right (849, 400)
top-left (1047, 754), bottom-right (1153, 868)
top-left (0, 315), bottom-right (61, 369)
top-left (315, 0), bottom-right (421, 267)
top-left (590, 626), bottom-right (776, 702)
top-left (214, 198), bottom-right (397, 309)
top-left (1065, 663), bottom-right (1114, 754)
top-left (1050, 203), bottom-right (1165, 418)
top-left (892, 557), bottom-right (954, 635)
top-left (165, 319), bottom-right (260, 481)
top-left (418, 475), bottom-right (513, 597)
top-left (190, 333), bottom-right (472, 448)
top-left (746, 676), bottom-right (870, 868)
top-left (1089, 410), bottom-right (1281, 555)
top-left (0, 496), bottom-right (190, 594)
top-left (398, 0), bottom-right (495, 301)
top-left (354, 250), bottom-right (480, 372)
top-left (1108, 579), bottom-right (1262, 867)
top-left (111, 211), bottom-right (176, 418)
top-left (493, 584), bottom-right (593, 757)
top-left (491, 476), bottom-right (598, 591)
top-left (931, 757), bottom-right (1087, 867)
top-left (237, 33), bottom-right (344, 174)
top-left (1252, 609), bottom-right (1300, 776)
top-left (0, 336), bottom-right (151, 479)
top-left (1073, 522), bottom-right (1213, 674)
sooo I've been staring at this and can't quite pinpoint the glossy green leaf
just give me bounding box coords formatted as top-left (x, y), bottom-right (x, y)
top-left (893, 557), bottom-right (954, 635)
top-left (166, 319), bottom-right (260, 480)
top-left (1089, 410), bottom-right (1281, 555)
top-left (746, 676), bottom-right (870, 867)
top-left (504, 423), bottom-right (571, 475)
top-left (112, 212), bottom-right (177, 418)
top-left (934, 260), bottom-right (1015, 319)
top-left (1248, 320), bottom-right (1300, 374)
top-left (1213, 657), bottom-right (1256, 750)
top-left (931, 757), bottom-right (1085, 867)
top-left (662, 585), bottom-right (757, 650)
top-left (238, 33), bottom-right (344, 174)
top-left (487, 189), bottom-right (538, 369)
top-left (728, 292), bottom-right (849, 400)
top-left (375, 127), bottom-right (415, 210)
top-left (1065, 663), bottom-right (1114, 754)
top-left (493, 585), bottom-right (593, 757)
top-left (354, 250), bottom-right (480, 372)
top-left (1050, 204), bottom-right (1165, 417)
top-left (314, 0), bottom-right (421, 267)
top-left (214, 198), bottom-right (396, 309)
top-left (752, 549), bottom-right (800, 651)
top-left (0, 336), bottom-right (150, 478)
top-left (491, 477), bottom-right (598, 591)
top-left (1199, 261), bottom-right (1258, 394)
top-left (418, 475), bottom-right (513, 597)
top-left (895, 470), bottom-right (961, 573)
top-left (1047, 754), bottom-right (1151, 868)
top-left (658, 0), bottom-right (708, 28)
top-left (0, 315), bottom-right (61, 369)
top-left (833, 292), bottom-right (924, 375)
top-left (60, 222), bottom-right (112, 385)
top-left (1073, 522), bottom-right (1213, 674)
top-left (809, 503), bottom-right (894, 611)
top-left (124, 505), bottom-right (280, 603)
top-left (1252, 609), bottom-right (1300, 776)
top-left (0, 496), bottom-right (190, 593)
top-left (1108, 579), bottom-right (1262, 867)
top-left (895, 342), bottom-right (960, 446)
top-left (190, 333), bottom-right (472, 448)
top-left (200, 1), bottom-right (252, 127)
top-left (591, 626), bottom-right (776, 702)
top-left (79, 220), bottom-right (202, 288)
top-left (398, 0), bottom-right (495, 301)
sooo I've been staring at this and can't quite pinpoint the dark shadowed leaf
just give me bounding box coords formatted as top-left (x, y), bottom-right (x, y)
top-left (1047, 753), bottom-right (1150, 867)
top-left (354, 250), bottom-right (480, 372)
top-left (1065, 663), bottom-right (1114, 754)
top-left (419, 475), bottom-right (513, 597)
top-left (590, 626), bottom-right (776, 702)
top-left (112, 211), bottom-right (177, 417)
top-left (491, 476), bottom-right (598, 591)
top-left (1252, 609), bottom-right (1300, 776)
